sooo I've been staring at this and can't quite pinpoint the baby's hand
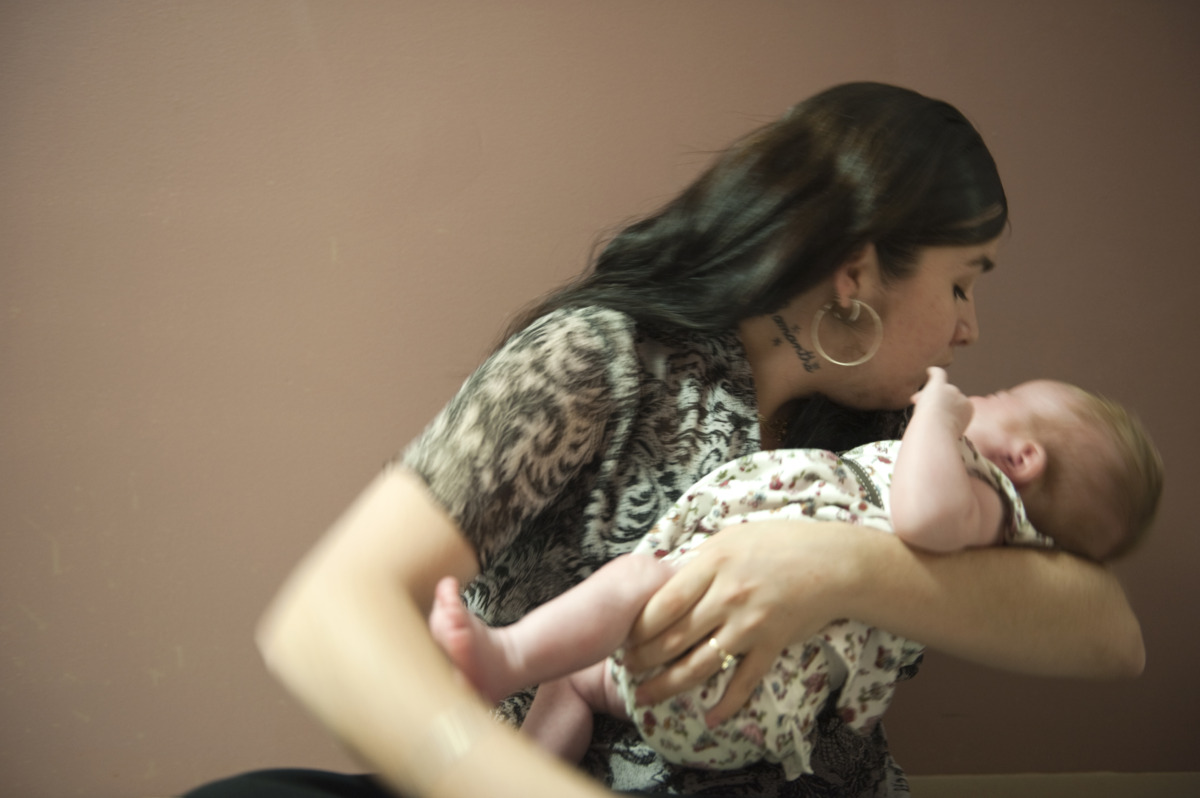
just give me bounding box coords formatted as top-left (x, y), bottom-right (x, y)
top-left (911, 367), bottom-right (973, 435)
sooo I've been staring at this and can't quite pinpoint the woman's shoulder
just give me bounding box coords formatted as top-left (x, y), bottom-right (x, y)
top-left (514, 306), bottom-right (739, 351)
top-left (493, 306), bottom-right (643, 391)
top-left (496, 307), bottom-right (753, 415)
top-left (508, 306), bottom-right (744, 371)
top-left (512, 305), bottom-right (637, 345)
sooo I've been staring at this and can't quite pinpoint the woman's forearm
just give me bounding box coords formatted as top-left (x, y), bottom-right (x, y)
top-left (841, 529), bottom-right (1145, 678)
top-left (618, 517), bottom-right (1141, 721)
top-left (257, 468), bottom-right (613, 798)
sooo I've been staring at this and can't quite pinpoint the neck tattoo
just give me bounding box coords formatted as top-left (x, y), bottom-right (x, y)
top-left (771, 315), bottom-right (820, 373)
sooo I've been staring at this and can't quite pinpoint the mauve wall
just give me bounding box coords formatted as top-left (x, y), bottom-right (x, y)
top-left (2, 3), bottom-right (1197, 797)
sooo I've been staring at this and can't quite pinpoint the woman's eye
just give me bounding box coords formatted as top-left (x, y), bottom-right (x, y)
top-left (953, 285), bottom-right (968, 300)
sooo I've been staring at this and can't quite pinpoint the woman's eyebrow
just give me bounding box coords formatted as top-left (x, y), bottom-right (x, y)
top-left (971, 255), bottom-right (996, 272)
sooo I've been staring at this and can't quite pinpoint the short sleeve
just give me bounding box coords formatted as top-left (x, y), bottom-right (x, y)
top-left (958, 438), bottom-right (1055, 549)
top-left (399, 307), bottom-right (640, 570)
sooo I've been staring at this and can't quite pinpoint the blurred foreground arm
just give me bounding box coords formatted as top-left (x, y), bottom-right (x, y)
top-left (257, 467), bottom-right (613, 798)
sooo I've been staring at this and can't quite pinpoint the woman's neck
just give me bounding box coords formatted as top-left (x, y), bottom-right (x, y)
top-left (738, 310), bottom-right (829, 444)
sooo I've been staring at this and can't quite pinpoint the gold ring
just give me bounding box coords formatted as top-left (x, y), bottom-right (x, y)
top-left (707, 637), bottom-right (738, 672)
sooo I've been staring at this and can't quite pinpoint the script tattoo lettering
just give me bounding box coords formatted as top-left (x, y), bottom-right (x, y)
top-left (771, 315), bottom-right (820, 373)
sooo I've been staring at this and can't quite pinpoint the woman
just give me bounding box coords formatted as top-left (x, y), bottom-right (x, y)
top-left (185, 83), bottom-right (1142, 798)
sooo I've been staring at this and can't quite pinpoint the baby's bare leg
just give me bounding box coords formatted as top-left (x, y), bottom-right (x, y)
top-left (522, 657), bottom-right (632, 763)
top-left (429, 554), bottom-right (672, 704)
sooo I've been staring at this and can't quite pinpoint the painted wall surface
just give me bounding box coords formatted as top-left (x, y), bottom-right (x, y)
top-left (2, 2), bottom-right (1197, 796)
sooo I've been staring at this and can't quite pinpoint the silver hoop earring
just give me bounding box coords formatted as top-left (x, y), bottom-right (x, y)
top-left (811, 299), bottom-right (882, 367)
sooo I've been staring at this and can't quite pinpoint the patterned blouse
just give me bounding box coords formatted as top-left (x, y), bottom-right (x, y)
top-left (401, 306), bottom-right (912, 796)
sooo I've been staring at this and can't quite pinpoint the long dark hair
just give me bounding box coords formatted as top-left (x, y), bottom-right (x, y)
top-left (508, 82), bottom-right (1006, 336)
top-left (506, 82), bottom-right (1007, 449)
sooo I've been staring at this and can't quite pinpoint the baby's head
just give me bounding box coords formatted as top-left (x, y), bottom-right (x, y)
top-left (965, 381), bottom-right (1163, 561)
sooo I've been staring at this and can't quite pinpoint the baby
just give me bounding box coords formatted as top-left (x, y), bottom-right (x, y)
top-left (429, 367), bottom-right (1162, 779)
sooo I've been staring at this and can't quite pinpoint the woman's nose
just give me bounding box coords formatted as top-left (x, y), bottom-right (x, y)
top-left (954, 307), bottom-right (979, 346)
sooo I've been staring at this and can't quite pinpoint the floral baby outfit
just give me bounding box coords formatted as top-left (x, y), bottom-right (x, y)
top-left (610, 439), bottom-right (1053, 780)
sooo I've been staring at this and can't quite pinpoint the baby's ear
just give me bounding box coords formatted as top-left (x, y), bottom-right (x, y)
top-left (1002, 440), bottom-right (1046, 487)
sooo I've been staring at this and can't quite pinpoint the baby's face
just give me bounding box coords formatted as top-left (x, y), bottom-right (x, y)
top-left (968, 380), bottom-right (1128, 561)
top-left (963, 380), bottom-right (1075, 460)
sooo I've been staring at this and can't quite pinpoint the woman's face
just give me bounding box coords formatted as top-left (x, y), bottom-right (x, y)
top-left (851, 238), bottom-right (999, 409)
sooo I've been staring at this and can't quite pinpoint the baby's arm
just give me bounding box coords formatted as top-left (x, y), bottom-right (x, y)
top-left (890, 367), bottom-right (1005, 552)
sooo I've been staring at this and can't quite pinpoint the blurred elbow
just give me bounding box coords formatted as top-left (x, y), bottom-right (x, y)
top-left (255, 591), bottom-right (301, 680)
top-left (255, 570), bottom-right (327, 687)
top-left (1113, 583), bottom-right (1147, 678)
top-left (1119, 626), bottom-right (1147, 678)
top-left (1128, 647), bottom-right (1147, 678)
top-left (1096, 609), bottom-right (1146, 679)
top-left (256, 601), bottom-right (285, 667)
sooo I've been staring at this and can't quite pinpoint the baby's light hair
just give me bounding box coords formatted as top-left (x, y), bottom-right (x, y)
top-left (1037, 387), bottom-right (1163, 561)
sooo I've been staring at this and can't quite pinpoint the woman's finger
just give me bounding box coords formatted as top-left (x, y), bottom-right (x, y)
top-left (705, 646), bottom-right (772, 727)
top-left (633, 629), bottom-right (727, 706)
top-left (625, 565), bottom-right (715, 668)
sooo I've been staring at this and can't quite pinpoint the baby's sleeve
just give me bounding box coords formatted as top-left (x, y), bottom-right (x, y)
top-left (957, 438), bottom-right (1055, 549)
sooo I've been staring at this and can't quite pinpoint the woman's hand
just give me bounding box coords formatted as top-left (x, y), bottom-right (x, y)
top-left (621, 515), bottom-right (1144, 727)
top-left (622, 519), bottom-right (869, 726)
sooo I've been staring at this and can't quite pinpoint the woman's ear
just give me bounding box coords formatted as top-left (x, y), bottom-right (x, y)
top-left (832, 243), bottom-right (881, 310)
top-left (1000, 440), bottom-right (1047, 487)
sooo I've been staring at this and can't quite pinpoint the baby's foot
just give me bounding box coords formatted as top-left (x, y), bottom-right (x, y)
top-left (428, 576), bottom-right (517, 703)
